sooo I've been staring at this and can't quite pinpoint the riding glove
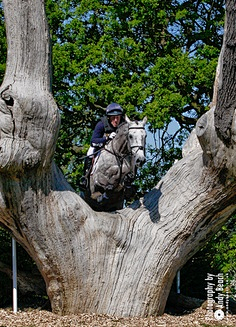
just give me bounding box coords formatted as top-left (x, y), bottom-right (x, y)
top-left (108, 132), bottom-right (116, 140)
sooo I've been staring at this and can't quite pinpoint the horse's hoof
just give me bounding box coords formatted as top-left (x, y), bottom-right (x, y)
top-left (91, 191), bottom-right (102, 200)
top-left (97, 195), bottom-right (103, 203)
top-left (79, 176), bottom-right (88, 191)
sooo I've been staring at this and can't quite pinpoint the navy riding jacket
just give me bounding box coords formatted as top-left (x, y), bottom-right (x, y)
top-left (90, 115), bottom-right (124, 149)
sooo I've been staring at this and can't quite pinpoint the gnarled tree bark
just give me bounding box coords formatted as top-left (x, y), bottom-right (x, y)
top-left (0, 0), bottom-right (235, 317)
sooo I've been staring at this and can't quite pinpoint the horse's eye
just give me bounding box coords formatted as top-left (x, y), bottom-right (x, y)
top-left (129, 135), bottom-right (133, 139)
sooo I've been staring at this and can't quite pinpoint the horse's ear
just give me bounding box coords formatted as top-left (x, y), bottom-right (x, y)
top-left (142, 116), bottom-right (147, 126)
top-left (125, 115), bottom-right (131, 124)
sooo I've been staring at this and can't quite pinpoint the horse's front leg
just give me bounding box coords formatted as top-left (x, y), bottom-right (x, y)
top-left (95, 165), bottom-right (120, 190)
top-left (106, 165), bottom-right (121, 188)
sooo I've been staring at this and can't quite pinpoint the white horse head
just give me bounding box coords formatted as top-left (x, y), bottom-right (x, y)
top-left (125, 115), bottom-right (147, 168)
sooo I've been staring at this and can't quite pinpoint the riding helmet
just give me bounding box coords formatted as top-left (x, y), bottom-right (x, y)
top-left (106, 103), bottom-right (123, 116)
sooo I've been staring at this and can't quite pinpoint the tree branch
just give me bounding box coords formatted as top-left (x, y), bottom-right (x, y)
top-left (214, 0), bottom-right (236, 145)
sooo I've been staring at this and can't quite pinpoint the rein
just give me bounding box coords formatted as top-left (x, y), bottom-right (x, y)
top-left (103, 142), bottom-right (129, 187)
top-left (101, 124), bottom-right (145, 186)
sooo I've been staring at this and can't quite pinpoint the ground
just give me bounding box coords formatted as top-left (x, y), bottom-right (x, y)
top-left (0, 307), bottom-right (235, 327)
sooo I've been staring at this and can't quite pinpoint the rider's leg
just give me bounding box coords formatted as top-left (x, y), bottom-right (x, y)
top-left (79, 157), bottom-right (93, 190)
top-left (79, 147), bottom-right (94, 190)
top-left (84, 146), bottom-right (95, 176)
top-left (84, 156), bottom-right (93, 176)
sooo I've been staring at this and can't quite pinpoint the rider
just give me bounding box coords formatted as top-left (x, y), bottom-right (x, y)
top-left (80, 103), bottom-right (125, 188)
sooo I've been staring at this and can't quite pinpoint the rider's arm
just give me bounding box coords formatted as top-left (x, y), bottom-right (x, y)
top-left (91, 121), bottom-right (107, 148)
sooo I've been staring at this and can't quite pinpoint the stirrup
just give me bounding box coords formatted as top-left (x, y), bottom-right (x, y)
top-left (79, 176), bottom-right (88, 191)
top-left (97, 192), bottom-right (109, 203)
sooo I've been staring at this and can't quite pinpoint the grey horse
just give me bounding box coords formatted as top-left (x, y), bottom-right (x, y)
top-left (81, 115), bottom-right (147, 211)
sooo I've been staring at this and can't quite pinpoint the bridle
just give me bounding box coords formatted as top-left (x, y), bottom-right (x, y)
top-left (128, 125), bottom-right (146, 154)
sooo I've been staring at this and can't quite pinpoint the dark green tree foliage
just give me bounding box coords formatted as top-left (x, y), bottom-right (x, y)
top-left (0, 227), bottom-right (12, 306)
top-left (45, 0), bottom-right (224, 190)
top-left (180, 215), bottom-right (236, 300)
top-left (0, 227), bottom-right (46, 307)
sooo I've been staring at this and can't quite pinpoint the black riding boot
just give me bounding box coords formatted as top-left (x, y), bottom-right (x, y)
top-left (79, 157), bottom-right (93, 191)
top-left (84, 157), bottom-right (93, 176)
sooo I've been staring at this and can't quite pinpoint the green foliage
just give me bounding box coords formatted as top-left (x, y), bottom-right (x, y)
top-left (0, 227), bottom-right (12, 306)
top-left (0, 0), bottom-right (225, 190)
top-left (44, 0), bottom-right (224, 188)
top-left (0, 227), bottom-right (39, 275)
top-left (207, 215), bottom-right (236, 284)
top-left (0, 227), bottom-right (47, 307)
top-left (180, 215), bottom-right (236, 300)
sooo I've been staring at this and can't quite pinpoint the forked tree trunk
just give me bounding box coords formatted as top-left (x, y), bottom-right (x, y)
top-left (0, 0), bottom-right (235, 317)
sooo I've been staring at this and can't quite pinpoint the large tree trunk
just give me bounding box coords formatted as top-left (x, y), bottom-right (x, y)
top-left (0, 0), bottom-right (235, 317)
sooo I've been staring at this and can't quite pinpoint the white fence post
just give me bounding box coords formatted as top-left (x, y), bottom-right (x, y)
top-left (12, 238), bottom-right (17, 313)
